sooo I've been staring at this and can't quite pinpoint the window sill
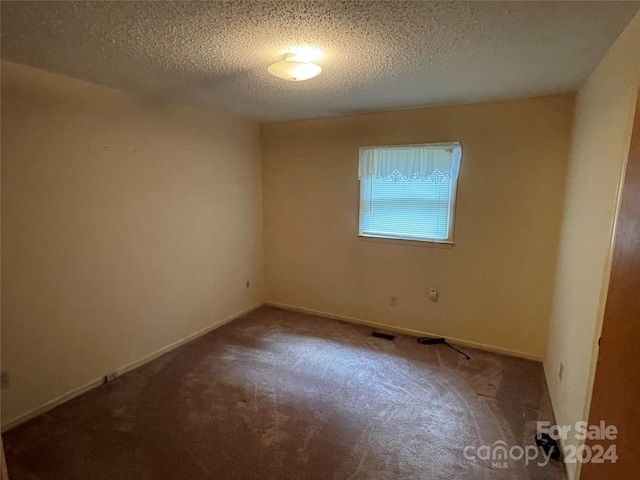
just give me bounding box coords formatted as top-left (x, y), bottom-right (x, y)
top-left (357, 234), bottom-right (455, 248)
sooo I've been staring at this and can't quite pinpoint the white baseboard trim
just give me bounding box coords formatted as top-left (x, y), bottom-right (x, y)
top-left (1, 302), bottom-right (263, 433)
top-left (540, 364), bottom-right (571, 479)
top-left (265, 301), bottom-right (543, 362)
top-left (1, 376), bottom-right (106, 434)
top-left (3, 301), bottom-right (541, 432)
top-left (110, 303), bottom-right (262, 378)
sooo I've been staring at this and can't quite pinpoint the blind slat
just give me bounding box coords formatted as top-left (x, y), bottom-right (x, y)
top-left (359, 144), bottom-right (460, 242)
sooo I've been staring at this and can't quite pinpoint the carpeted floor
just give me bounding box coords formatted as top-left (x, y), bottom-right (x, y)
top-left (4, 306), bottom-right (566, 479)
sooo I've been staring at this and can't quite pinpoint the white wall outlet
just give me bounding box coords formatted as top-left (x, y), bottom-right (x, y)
top-left (558, 362), bottom-right (564, 380)
top-left (429, 289), bottom-right (438, 302)
top-left (105, 372), bottom-right (117, 383)
top-left (389, 296), bottom-right (398, 307)
top-left (245, 280), bottom-right (250, 288)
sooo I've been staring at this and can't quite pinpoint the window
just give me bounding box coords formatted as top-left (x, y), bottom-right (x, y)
top-left (358, 142), bottom-right (461, 243)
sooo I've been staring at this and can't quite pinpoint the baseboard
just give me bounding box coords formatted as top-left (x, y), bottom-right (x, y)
top-left (265, 301), bottom-right (543, 362)
top-left (1, 302), bottom-right (263, 433)
top-left (1, 376), bottom-right (106, 434)
top-left (110, 302), bottom-right (262, 378)
top-left (541, 363), bottom-right (571, 479)
top-left (3, 301), bottom-right (541, 432)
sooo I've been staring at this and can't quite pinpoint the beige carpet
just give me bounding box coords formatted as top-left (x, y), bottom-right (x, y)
top-left (5, 306), bottom-right (566, 479)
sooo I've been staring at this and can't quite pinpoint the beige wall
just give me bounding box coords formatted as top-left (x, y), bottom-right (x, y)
top-left (544, 13), bottom-right (640, 480)
top-left (0, 61), bottom-right (264, 428)
top-left (262, 95), bottom-right (574, 360)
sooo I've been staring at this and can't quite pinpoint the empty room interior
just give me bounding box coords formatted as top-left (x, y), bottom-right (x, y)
top-left (1, 1), bottom-right (640, 480)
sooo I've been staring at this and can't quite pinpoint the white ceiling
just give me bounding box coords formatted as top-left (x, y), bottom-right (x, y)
top-left (2, 1), bottom-right (639, 122)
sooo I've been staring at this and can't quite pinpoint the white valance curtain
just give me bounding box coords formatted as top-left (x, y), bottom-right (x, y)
top-left (358, 142), bottom-right (462, 182)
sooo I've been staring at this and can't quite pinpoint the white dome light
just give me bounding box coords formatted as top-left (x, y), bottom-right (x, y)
top-left (268, 54), bottom-right (322, 81)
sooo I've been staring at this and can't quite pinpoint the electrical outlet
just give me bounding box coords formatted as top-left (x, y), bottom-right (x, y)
top-left (105, 372), bottom-right (117, 383)
top-left (389, 296), bottom-right (398, 307)
top-left (429, 289), bottom-right (438, 302)
top-left (245, 281), bottom-right (250, 288)
top-left (558, 362), bottom-right (564, 380)
top-left (0, 370), bottom-right (10, 389)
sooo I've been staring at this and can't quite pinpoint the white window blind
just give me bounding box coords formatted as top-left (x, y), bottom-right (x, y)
top-left (358, 143), bottom-right (461, 242)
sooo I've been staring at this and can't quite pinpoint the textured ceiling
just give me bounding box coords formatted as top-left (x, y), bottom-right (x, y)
top-left (2, 1), bottom-right (639, 121)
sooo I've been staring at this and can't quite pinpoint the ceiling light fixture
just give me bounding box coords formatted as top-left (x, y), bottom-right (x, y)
top-left (268, 53), bottom-right (322, 81)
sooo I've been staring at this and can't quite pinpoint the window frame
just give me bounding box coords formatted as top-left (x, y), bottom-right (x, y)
top-left (357, 143), bottom-right (460, 245)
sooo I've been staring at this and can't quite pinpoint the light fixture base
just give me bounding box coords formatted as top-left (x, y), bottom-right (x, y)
top-left (268, 54), bottom-right (322, 82)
